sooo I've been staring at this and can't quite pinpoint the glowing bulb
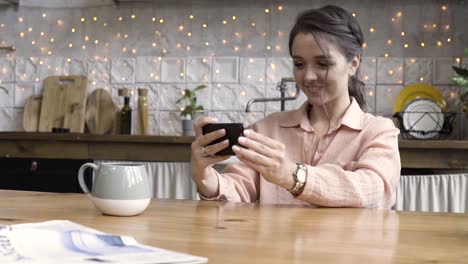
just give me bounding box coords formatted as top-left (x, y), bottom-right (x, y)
top-left (48, 51), bottom-right (52, 55)
top-left (39, 60), bottom-right (43, 65)
top-left (57, 20), bottom-right (63, 26)
top-left (387, 39), bottom-right (392, 45)
top-left (223, 20), bottom-right (227, 25)
top-left (187, 32), bottom-right (192, 37)
top-left (411, 59), bottom-right (416, 63)
top-left (82, 45), bottom-right (86, 49)
top-left (19, 32), bottom-right (25, 37)
top-left (352, 13), bottom-right (356, 17)
top-left (28, 27), bottom-right (32, 32)
top-left (202, 23), bottom-right (207, 28)
top-left (437, 41), bottom-right (442, 47)
top-left (392, 18), bottom-right (395, 22)
top-left (18, 17), bottom-right (23, 22)
top-left (186, 46), bottom-right (191, 51)
top-left (369, 27), bottom-right (375, 33)
top-left (401, 32), bottom-right (405, 36)
top-left (232, 16), bottom-right (236, 20)
top-left (441, 5), bottom-right (447, 11)
top-left (152, 42), bottom-right (157, 47)
top-left (388, 70), bottom-right (394, 75)
top-left (80, 17), bottom-right (85, 22)
top-left (205, 42), bottom-right (209, 46)
top-left (159, 19), bottom-right (164, 23)
top-left (118, 17), bottom-right (123, 21)
top-left (364, 75), bottom-right (369, 81)
top-left (419, 77), bottom-right (424, 81)
top-left (222, 39), bottom-right (227, 44)
top-left (278, 5), bottom-right (283, 11)
top-left (178, 25), bottom-right (184, 31)
top-left (132, 49), bottom-right (136, 54)
top-left (40, 32), bottom-right (44, 36)
top-left (152, 17), bottom-right (156, 22)
top-left (68, 43), bottom-right (73, 48)
top-left (420, 42), bottom-right (425, 47)
top-left (396, 11), bottom-right (402, 17)
top-left (251, 22), bottom-right (256, 27)
top-left (202, 58), bottom-right (207, 63)
top-left (50, 38), bottom-right (54, 42)
top-left (31, 40), bottom-right (35, 45)
top-left (247, 44), bottom-right (252, 49)
top-left (447, 38), bottom-right (451, 42)
top-left (42, 13), bottom-right (47, 18)
top-left (93, 17), bottom-right (97, 21)
top-left (266, 45), bottom-right (271, 50)
top-left (265, 8), bottom-right (270, 13)
top-left (66, 58), bottom-right (71, 62)
top-left (404, 43), bottom-right (409, 48)
top-left (445, 25), bottom-right (450, 30)
top-left (94, 40), bottom-right (99, 44)
top-left (432, 24), bottom-right (437, 28)
top-left (85, 36), bottom-right (89, 41)
top-left (71, 28), bottom-right (75, 33)
top-left (189, 15), bottom-right (194, 19)
top-left (131, 15), bottom-right (136, 19)
top-left (384, 53), bottom-right (389, 58)
top-left (456, 58), bottom-right (461, 63)
top-left (362, 42), bottom-right (367, 48)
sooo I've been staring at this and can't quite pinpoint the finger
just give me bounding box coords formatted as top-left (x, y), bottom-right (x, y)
top-left (232, 145), bottom-right (272, 167)
top-left (198, 128), bottom-right (226, 147)
top-left (193, 117), bottom-right (219, 137)
top-left (237, 136), bottom-right (274, 158)
top-left (203, 139), bottom-right (229, 156)
top-left (243, 129), bottom-right (283, 149)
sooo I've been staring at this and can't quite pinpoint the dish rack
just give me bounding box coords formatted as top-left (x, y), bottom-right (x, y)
top-left (392, 111), bottom-right (457, 139)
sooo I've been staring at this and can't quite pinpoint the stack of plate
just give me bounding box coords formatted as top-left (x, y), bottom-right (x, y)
top-left (393, 84), bottom-right (446, 139)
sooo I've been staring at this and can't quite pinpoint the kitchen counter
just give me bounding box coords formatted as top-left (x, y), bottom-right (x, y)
top-left (0, 132), bottom-right (467, 169)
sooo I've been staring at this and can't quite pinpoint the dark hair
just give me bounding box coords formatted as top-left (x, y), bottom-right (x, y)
top-left (288, 5), bottom-right (366, 109)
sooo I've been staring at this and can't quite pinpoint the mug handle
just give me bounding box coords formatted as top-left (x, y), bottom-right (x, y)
top-left (78, 163), bottom-right (98, 194)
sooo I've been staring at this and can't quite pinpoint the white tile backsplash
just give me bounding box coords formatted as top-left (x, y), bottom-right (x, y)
top-left (212, 57), bottom-right (238, 83)
top-left (161, 58), bottom-right (185, 83)
top-left (266, 57), bottom-right (293, 84)
top-left (159, 83), bottom-right (185, 111)
top-left (15, 57), bottom-right (38, 82)
top-left (136, 56), bottom-right (162, 83)
top-left (0, 57), bottom-right (15, 82)
top-left (239, 84), bottom-right (265, 112)
top-left (433, 57), bottom-right (457, 85)
top-left (239, 57), bottom-right (266, 84)
top-left (159, 111), bottom-right (182, 135)
top-left (211, 84), bottom-right (239, 111)
top-left (111, 58), bottom-right (136, 84)
top-left (375, 85), bottom-right (404, 113)
top-left (186, 57), bottom-right (211, 83)
top-left (360, 57), bottom-right (377, 85)
top-left (0, 83), bottom-right (14, 108)
top-left (0, 108), bottom-right (13, 131)
top-left (404, 57), bottom-right (433, 85)
top-left (14, 83), bottom-right (36, 108)
top-left (377, 58), bottom-right (404, 85)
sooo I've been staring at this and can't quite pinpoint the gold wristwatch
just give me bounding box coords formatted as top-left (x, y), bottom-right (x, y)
top-left (289, 164), bottom-right (307, 196)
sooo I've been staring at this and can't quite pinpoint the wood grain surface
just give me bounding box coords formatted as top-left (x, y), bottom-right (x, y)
top-left (85, 88), bottom-right (116, 134)
top-left (1, 190), bottom-right (467, 264)
top-left (22, 95), bottom-right (42, 132)
top-left (38, 75), bottom-right (88, 133)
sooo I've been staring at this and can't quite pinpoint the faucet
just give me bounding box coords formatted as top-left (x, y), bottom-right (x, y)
top-left (245, 77), bottom-right (300, 112)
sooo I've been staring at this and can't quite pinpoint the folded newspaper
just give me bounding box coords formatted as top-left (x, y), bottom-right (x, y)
top-left (0, 220), bottom-right (207, 264)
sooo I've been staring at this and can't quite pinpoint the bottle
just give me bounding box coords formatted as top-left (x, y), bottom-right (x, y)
top-left (136, 88), bottom-right (149, 135)
top-left (120, 96), bottom-right (132, 134)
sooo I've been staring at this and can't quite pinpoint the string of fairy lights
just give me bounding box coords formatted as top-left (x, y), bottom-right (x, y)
top-left (0, 3), bottom-right (464, 93)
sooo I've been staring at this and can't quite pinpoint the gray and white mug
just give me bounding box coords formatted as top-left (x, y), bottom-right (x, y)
top-left (78, 162), bottom-right (151, 216)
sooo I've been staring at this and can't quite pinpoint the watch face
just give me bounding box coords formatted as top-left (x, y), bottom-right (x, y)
top-left (296, 168), bottom-right (307, 183)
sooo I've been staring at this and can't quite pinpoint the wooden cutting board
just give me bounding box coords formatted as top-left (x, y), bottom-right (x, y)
top-left (38, 75), bottom-right (88, 133)
top-left (23, 95), bottom-right (42, 132)
top-left (85, 88), bottom-right (116, 134)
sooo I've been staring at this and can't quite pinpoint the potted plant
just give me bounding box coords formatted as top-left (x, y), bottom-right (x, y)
top-left (175, 84), bottom-right (207, 136)
top-left (450, 48), bottom-right (468, 113)
top-left (449, 48), bottom-right (468, 138)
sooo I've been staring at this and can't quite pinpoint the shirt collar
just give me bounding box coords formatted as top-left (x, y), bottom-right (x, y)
top-left (278, 97), bottom-right (364, 131)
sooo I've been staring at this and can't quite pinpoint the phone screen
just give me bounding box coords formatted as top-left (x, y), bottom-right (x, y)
top-left (202, 123), bottom-right (245, 156)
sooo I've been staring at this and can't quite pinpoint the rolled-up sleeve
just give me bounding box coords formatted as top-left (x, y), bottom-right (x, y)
top-left (297, 119), bottom-right (401, 209)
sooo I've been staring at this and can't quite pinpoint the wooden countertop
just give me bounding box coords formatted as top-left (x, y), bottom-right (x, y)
top-left (0, 132), bottom-right (467, 169)
top-left (1, 190), bottom-right (468, 263)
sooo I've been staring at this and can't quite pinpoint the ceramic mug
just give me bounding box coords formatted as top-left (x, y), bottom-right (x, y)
top-left (78, 162), bottom-right (151, 216)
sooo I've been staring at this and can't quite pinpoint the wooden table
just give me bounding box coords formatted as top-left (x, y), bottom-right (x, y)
top-left (1, 132), bottom-right (468, 169)
top-left (1, 190), bottom-right (467, 263)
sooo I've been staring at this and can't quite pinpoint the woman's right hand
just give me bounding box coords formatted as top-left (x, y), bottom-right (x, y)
top-left (190, 117), bottom-right (230, 184)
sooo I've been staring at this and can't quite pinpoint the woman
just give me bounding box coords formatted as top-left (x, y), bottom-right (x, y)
top-left (190, 5), bottom-right (401, 209)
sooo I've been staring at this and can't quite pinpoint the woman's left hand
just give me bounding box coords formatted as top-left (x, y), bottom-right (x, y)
top-left (233, 129), bottom-right (297, 190)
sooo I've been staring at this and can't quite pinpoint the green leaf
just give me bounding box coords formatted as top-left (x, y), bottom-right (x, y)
top-left (453, 66), bottom-right (468, 78)
top-left (194, 85), bottom-right (206, 92)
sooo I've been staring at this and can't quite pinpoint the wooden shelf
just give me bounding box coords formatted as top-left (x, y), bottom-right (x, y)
top-left (0, 132), bottom-right (467, 169)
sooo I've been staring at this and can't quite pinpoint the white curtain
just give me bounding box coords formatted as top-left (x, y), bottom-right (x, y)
top-left (95, 161), bottom-right (199, 200)
top-left (394, 174), bottom-right (468, 213)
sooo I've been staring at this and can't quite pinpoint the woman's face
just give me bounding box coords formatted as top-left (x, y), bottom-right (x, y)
top-left (291, 33), bottom-right (359, 107)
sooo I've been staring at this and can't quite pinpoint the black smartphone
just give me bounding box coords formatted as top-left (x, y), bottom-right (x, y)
top-left (202, 123), bottom-right (245, 156)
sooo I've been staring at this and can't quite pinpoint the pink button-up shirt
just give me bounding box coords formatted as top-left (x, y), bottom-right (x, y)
top-left (207, 98), bottom-right (401, 209)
